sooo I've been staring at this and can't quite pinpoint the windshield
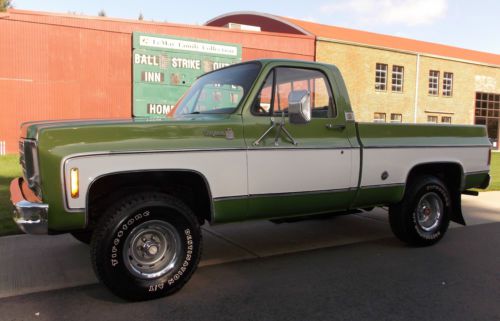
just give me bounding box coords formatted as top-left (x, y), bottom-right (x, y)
top-left (174, 62), bottom-right (261, 116)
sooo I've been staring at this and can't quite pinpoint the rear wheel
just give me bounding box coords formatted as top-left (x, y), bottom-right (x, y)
top-left (90, 192), bottom-right (202, 301)
top-left (389, 175), bottom-right (451, 246)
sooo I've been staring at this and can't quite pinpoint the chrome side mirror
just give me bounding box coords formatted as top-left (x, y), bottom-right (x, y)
top-left (288, 90), bottom-right (311, 124)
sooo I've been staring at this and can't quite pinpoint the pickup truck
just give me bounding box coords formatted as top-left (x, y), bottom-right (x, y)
top-left (10, 59), bottom-right (491, 301)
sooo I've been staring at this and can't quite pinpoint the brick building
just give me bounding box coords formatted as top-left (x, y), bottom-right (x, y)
top-left (0, 9), bottom-right (314, 154)
top-left (0, 9), bottom-right (499, 154)
top-left (207, 12), bottom-right (500, 147)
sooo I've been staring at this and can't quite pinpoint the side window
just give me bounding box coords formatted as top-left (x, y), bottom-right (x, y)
top-left (311, 77), bottom-right (333, 117)
top-left (253, 71), bottom-right (274, 115)
top-left (252, 67), bottom-right (336, 118)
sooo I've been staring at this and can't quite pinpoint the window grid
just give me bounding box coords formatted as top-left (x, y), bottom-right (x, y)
top-left (427, 115), bottom-right (438, 123)
top-left (475, 92), bottom-right (500, 144)
top-left (374, 112), bottom-right (386, 123)
top-left (441, 116), bottom-right (452, 124)
top-left (375, 63), bottom-right (388, 91)
top-left (428, 70), bottom-right (439, 96)
top-left (391, 65), bottom-right (404, 92)
top-left (475, 92), bottom-right (500, 118)
top-left (443, 72), bottom-right (453, 97)
top-left (390, 113), bottom-right (402, 123)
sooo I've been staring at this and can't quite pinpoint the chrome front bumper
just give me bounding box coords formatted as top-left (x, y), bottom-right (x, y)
top-left (10, 178), bottom-right (48, 234)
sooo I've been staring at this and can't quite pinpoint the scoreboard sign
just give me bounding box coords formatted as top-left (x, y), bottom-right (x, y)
top-left (132, 32), bottom-right (242, 118)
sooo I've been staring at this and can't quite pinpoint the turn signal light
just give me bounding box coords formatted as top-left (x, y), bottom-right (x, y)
top-left (70, 168), bottom-right (79, 198)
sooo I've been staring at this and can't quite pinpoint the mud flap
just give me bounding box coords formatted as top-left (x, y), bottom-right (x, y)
top-left (450, 189), bottom-right (466, 226)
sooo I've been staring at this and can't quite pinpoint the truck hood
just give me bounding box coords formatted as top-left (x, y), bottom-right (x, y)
top-left (21, 118), bottom-right (133, 140)
top-left (24, 114), bottom-right (244, 156)
top-left (21, 114), bottom-right (234, 140)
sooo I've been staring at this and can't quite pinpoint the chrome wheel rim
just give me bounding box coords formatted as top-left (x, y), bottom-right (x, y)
top-left (123, 220), bottom-right (181, 279)
top-left (416, 192), bottom-right (443, 232)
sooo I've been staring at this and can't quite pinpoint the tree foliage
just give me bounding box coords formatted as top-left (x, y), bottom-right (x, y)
top-left (0, 0), bottom-right (13, 12)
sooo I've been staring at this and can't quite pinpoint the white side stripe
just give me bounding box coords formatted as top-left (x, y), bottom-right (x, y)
top-left (64, 151), bottom-right (248, 209)
top-left (361, 147), bottom-right (489, 187)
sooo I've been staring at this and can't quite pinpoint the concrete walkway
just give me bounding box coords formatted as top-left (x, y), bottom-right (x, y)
top-left (0, 192), bottom-right (498, 299)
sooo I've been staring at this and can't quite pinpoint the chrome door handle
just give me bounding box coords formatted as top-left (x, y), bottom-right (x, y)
top-left (326, 124), bottom-right (346, 130)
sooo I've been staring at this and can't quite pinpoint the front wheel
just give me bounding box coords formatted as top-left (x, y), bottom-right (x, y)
top-left (90, 193), bottom-right (202, 301)
top-left (389, 175), bottom-right (451, 246)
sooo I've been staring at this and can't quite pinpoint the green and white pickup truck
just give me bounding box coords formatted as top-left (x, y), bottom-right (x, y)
top-left (11, 59), bottom-right (491, 300)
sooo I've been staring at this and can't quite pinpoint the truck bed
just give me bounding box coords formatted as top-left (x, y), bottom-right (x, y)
top-left (351, 122), bottom-right (491, 208)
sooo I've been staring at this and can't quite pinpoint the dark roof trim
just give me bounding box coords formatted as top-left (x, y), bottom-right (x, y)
top-left (205, 11), bottom-right (312, 36)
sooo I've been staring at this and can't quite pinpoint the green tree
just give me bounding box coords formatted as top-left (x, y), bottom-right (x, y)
top-left (98, 9), bottom-right (106, 17)
top-left (0, 0), bottom-right (13, 12)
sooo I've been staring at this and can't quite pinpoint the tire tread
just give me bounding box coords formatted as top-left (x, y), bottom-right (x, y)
top-left (90, 192), bottom-right (202, 301)
top-left (389, 175), bottom-right (450, 246)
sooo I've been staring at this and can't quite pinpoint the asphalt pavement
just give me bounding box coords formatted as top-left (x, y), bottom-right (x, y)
top-left (0, 192), bottom-right (499, 321)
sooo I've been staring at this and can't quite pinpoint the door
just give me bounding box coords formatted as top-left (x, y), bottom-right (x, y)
top-left (243, 66), bottom-right (357, 220)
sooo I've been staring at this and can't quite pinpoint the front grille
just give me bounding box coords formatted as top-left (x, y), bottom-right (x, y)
top-left (19, 139), bottom-right (40, 196)
top-left (19, 140), bottom-right (28, 180)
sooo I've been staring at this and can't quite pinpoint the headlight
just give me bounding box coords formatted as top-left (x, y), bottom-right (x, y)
top-left (70, 168), bottom-right (79, 198)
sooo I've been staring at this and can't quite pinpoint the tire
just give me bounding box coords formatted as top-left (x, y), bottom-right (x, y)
top-left (90, 192), bottom-right (202, 301)
top-left (70, 230), bottom-right (92, 244)
top-left (389, 175), bottom-right (451, 246)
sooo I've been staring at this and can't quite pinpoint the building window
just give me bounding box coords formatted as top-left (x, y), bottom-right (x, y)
top-left (391, 65), bottom-right (404, 92)
top-left (374, 112), bottom-right (386, 123)
top-left (375, 63), bottom-right (387, 91)
top-left (441, 116), bottom-right (452, 124)
top-left (476, 92), bottom-right (500, 118)
top-left (443, 72), bottom-right (453, 97)
top-left (390, 113), bottom-right (402, 123)
top-left (427, 115), bottom-right (438, 123)
top-left (475, 92), bottom-right (500, 146)
top-left (428, 70), bottom-right (439, 96)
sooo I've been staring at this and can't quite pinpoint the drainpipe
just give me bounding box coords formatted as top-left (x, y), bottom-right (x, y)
top-left (413, 53), bottom-right (421, 123)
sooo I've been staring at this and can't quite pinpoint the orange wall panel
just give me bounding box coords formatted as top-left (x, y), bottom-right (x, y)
top-left (0, 10), bottom-right (315, 153)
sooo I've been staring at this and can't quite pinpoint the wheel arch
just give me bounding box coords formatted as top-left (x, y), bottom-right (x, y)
top-left (404, 161), bottom-right (465, 193)
top-left (403, 161), bottom-right (466, 225)
top-left (85, 169), bottom-right (214, 228)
